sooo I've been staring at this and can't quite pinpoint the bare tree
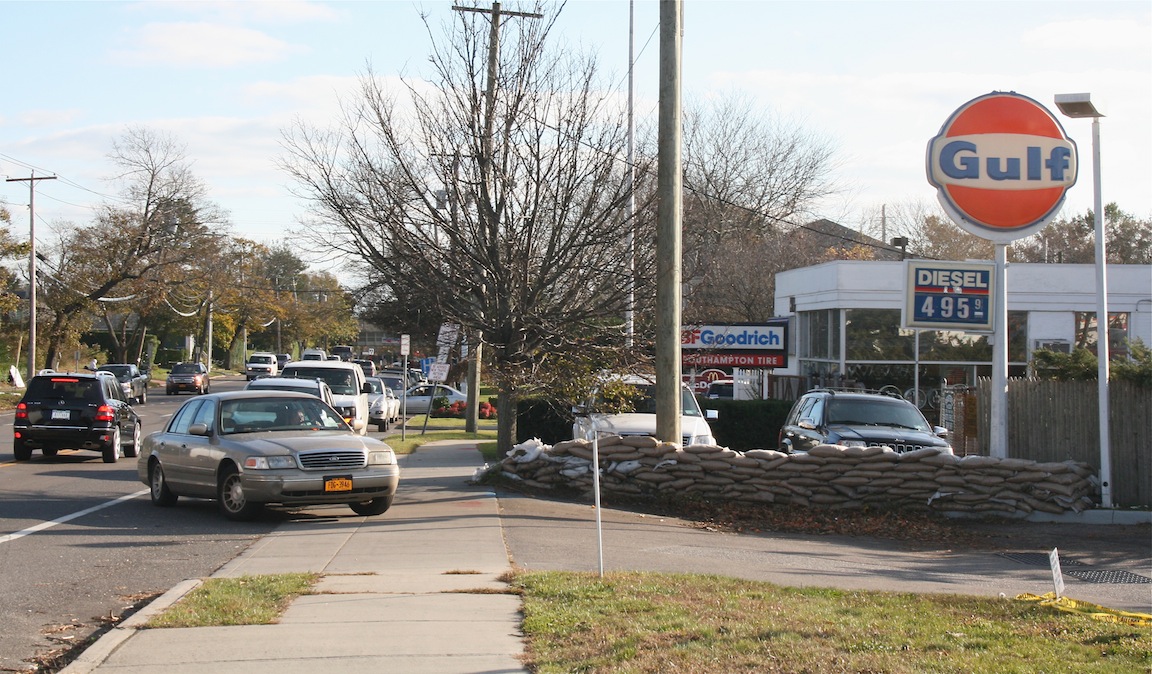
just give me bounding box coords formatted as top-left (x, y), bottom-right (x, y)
top-left (680, 94), bottom-right (839, 322)
top-left (39, 127), bottom-right (229, 369)
top-left (280, 2), bottom-right (654, 450)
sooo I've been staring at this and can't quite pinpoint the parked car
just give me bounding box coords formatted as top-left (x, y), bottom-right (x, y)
top-left (166, 362), bottom-right (210, 395)
top-left (366, 377), bottom-right (400, 431)
top-left (13, 371), bottom-right (142, 463)
top-left (353, 359), bottom-right (377, 377)
top-left (402, 383), bottom-right (468, 416)
top-left (245, 376), bottom-right (335, 408)
top-left (301, 348), bottom-right (327, 361)
top-left (97, 363), bottom-right (150, 404)
top-left (244, 352), bottom-right (279, 380)
top-left (378, 374), bottom-right (407, 393)
top-left (778, 389), bottom-right (953, 455)
top-left (280, 360), bottom-right (371, 435)
top-left (138, 391), bottom-right (400, 521)
top-left (572, 374), bottom-right (717, 447)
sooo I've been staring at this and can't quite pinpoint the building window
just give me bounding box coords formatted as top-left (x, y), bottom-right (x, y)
top-left (798, 309), bottom-right (839, 360)
top-left (845, 309), bottom-right (913, 360)
top-left (1074, 312), bottom-right (1130, 358)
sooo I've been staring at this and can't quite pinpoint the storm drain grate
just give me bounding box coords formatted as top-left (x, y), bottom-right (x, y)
top-left (999, 552), bottom-right (1086, 567)
top-left (1066, 569), bottom-right (1152, 585)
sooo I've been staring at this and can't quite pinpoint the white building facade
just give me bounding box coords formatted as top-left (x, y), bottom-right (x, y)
top-left (773, 261), bottom-right (1152, 395)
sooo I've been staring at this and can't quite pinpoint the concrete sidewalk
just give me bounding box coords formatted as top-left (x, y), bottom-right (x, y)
top-left (65, 442), bottom-right (527, 674)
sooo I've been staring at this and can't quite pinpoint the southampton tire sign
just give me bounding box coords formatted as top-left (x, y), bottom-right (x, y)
top-left (927, 91), bottom-right (1077, 242)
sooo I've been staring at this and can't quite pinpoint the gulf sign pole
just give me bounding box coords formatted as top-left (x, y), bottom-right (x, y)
top-left (926, 92), bottom-right (1077, 459)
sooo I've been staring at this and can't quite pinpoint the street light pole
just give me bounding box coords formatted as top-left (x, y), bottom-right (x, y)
top-left (1054, 93), bottom-right (1111, 508)
top-left (6, 172), bottom-right (57, 378)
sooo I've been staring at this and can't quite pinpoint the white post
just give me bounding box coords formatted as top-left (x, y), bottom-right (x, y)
top-left (1090, 117), bottom-right (1112, 508)
top-left (989, 243), bottom-right (1009, 458)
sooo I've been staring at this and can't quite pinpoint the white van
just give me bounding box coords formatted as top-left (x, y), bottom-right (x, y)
top-left (572, 374), bottom-right (718, 447)
top-left (280, 360), bottom-right (371, 434)
top-left (244, 352), bottom-right (279, 380)
top-left (301, 348), bottom-right (328, 361)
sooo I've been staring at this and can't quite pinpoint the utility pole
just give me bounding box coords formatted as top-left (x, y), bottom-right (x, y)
top-left (655, 0), bottom-right (683, 444)
top-left (6, 172), bottom-right (57, 377)
top-left (452, 2), bottom-right (542, 435)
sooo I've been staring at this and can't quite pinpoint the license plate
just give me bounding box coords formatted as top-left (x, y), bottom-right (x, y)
top-left (324, 476), bottom-right (353, 493)
top-left (51, 409), bottom-right (71, 420)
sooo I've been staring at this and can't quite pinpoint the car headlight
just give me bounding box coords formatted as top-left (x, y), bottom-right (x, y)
top-left (244, 455), bottom-right (297, 470)
top-left (687, 434), bottom-right (715, 446)
top-left (368, 449), bottom-right (395, 465)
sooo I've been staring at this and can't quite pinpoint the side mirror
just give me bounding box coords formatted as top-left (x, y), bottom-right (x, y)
top-left (188, 423), bottom-right (210, 436)
top-left (798, 418), bottom-right (816, 431)
top-left (934, 426), bottom-right (950, 439)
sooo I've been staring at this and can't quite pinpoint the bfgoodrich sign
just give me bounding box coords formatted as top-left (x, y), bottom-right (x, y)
top-left (681, 321), bottom-right (788, 368)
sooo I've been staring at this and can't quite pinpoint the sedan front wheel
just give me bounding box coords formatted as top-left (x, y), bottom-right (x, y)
top-left (349, 494), bottom-right (393, 516)
top-left (217, 466), bottom-right (263, 521)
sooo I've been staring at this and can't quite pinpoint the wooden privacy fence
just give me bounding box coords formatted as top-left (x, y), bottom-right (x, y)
top-left (969, 378), bottom-right (1151, 507)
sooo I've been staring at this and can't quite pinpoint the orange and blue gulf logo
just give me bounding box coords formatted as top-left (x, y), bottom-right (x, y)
top-left (926, 91), bottom-right (1078, 242)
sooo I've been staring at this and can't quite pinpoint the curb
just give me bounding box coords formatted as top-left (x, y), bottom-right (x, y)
top-left (60, 579), bottom-right (204, 674)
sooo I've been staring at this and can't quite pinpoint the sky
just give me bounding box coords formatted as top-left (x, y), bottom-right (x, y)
top-left (2, 0), bottom-right (1149, 273)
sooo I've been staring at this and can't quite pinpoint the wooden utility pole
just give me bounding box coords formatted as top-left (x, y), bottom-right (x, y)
top-left (6, 172), bottom-right (56, 377)
top-left (655, 0), bottom-right (683, 444)
top-left (451, 2), bottom-right (542, 434)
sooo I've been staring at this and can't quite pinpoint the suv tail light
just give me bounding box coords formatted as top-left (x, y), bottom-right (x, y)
top-left (15, 403), bottom-right (27, 420)
top-left (95, 404), bottom-right (115, 422)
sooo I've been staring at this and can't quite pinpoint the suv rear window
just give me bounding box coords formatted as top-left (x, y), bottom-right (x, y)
top-left (26, 377), bottom-right (102, 402)
top-left (282, 366), bottom-right (357, 395)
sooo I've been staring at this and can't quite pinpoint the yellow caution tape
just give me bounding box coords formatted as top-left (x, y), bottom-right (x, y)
top-left (1015, 592), bottom-right (1152, 627)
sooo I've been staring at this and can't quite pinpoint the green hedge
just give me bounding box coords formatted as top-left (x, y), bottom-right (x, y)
top-left (516, 398), bottom-right (573, 445)
top-left (515, 396), bottom-right (796, 451)
top-left (698, 398), bottom-right (795, 451)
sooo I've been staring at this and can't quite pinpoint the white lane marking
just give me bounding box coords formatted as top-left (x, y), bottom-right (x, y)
top-left (0, 489), bottom-right (149, 545)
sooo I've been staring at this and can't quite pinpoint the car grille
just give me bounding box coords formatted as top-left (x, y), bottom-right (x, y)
top-left (864, 441), bottom-right (934, 453)
top-left (297, 450), bottom-right (366, 470)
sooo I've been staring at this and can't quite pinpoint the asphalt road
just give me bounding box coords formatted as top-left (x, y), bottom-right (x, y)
top-left (0, 376), bottom-right (278, 672)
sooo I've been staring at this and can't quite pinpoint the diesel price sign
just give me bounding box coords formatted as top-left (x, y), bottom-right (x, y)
top-left (903, 261), bottom-right (995, 331)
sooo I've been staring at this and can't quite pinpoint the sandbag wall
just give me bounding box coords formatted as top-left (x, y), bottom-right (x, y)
top-left (495, 436), bottom-right (1098, 516)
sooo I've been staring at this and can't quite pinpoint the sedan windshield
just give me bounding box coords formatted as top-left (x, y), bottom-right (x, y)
top-left (220, 397), bottom-right (348, 434)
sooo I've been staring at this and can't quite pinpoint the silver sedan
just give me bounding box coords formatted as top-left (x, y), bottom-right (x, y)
top-left (138, 391), bottom-right (400, 521)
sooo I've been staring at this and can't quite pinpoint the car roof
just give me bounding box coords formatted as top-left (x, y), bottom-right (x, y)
top-left (282, 360), bottom-right (360, 370)
top-left (807, 390), bottom-right (911, 404)
top-left (196, 390), bottom-right (319, 401)
top-left (248, 377), bottom-right (325, 388)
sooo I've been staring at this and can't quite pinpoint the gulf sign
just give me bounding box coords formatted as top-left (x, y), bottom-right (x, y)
top-left (927, 92), bottom-right (1077, 242)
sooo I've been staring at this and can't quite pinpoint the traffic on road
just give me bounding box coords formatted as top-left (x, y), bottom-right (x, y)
top-left (0, 374), bottom-right (408, 672)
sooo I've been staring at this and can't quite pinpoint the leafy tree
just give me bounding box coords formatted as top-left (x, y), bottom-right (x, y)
top-left (1013, 203), bottom-right (1152, 264)
top-left (280, 2), bottom-right (654, 451)
top-left (857, 201), bottom-right (994, 261)
top-left (1032, 339), bottom-right (1151, 386)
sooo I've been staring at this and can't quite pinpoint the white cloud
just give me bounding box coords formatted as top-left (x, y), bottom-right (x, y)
top-left (125, 0), bottom-right (341, 25)
top-left (110, 22), bottom-right (307, 67)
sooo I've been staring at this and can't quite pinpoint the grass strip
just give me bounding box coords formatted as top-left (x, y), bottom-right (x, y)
top-left (513, 570), bottom-right (1151, 674)
top-left (147, 573), bottom-right (319, 628)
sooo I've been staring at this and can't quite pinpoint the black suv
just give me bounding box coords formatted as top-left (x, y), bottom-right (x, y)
top-left (14, 372), bottom-right (142, 463)
top-left (778, 389), bottom-right (952, 455)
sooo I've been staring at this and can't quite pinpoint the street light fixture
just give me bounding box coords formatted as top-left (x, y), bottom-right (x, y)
top-left (1054, 92), bottom-right (1112, 508)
